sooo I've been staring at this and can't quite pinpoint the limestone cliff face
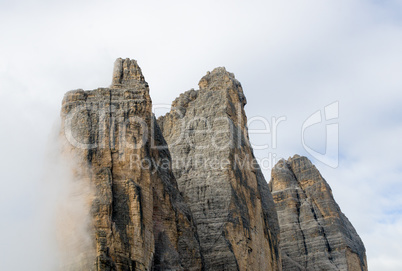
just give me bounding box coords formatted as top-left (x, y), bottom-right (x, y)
top-left (269, 155), bottom-right (367, 271)
top-left (60, 58), bottom-right (203, 270)
top-left (60, 58), bottom-right (367, 271)
top-left (157, 68), bottom-right (281, 271)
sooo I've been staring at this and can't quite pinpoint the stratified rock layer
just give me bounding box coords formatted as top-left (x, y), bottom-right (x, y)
top-left (269, 155), bottom-right (367, 271)
top-left (60, 57), bottom-right (368, 271)
top-left (60, 58), bottom-right (203, 270)
top-left (158, 68), bottom-right (281, 271)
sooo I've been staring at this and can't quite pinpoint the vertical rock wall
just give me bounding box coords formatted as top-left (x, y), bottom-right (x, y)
top-left (59, 58), bottom-right (368, 271)
top-left (60, 58), bottom-right (203, 271)
top-left (158, 68), bottom-right (281, 271)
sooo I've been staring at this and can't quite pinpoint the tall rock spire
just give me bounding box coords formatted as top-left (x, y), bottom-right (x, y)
top-left (158, 67), bottom-right (281, 270)
top-left (270, 155), bottom-right (367, 271)
top-left (60, 58), bottom-right (203, 270)
top-left (59, 58), bottom-right (367, 271)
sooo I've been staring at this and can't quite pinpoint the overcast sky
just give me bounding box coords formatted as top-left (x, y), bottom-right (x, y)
top-left (1, 0), bottom-right (402, 270)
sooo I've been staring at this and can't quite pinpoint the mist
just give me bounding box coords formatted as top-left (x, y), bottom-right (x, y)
top-left (1, 120), bottom-right (97, 271)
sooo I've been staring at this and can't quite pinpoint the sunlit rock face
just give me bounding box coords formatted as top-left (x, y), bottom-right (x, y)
top-left (60, 58), bottom-right (367, 271)
top-left (60, 58), bottom-right (203, 271)
top-left (269, 155), bottom-right (367, 271)
top-left (158, 67), bottom-right (281, 271)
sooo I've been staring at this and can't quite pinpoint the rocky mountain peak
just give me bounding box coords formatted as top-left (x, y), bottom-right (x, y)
top-left (158, 65), bottom-right (280, 270)
top-left (60, 58), bottom-right (203, 270)
top-left (112, 58), bottom-right (146, 87)
top-left (198, 66), bottom-right (247, 106)
top-left (60, 58), bottom-right (367, 271)
top-left (270, 155), bottom-right (368, 271)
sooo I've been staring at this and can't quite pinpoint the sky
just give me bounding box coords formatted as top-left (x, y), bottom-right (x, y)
top-left (1, 0), bottom-right (402, 270)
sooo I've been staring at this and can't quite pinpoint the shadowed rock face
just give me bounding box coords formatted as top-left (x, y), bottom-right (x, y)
top-left (60, 58), bottom-right (203, 271)
top-left (269, 155), bottom-right (367, 271)
top-left (158, 67), bottom-right (281, 271)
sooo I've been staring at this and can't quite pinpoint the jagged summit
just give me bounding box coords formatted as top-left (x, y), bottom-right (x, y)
top-left (112, 58), bottom-right (146, 87)
top-left (198, 66), bottom-right (247, 106)
top-left (61, 57), bottom-right (203, 270)
top-left (270, 155), bottom-right (367, 271)
top-left (59, 58), bottom-right (367, 271)
top-left (158, 64), bottom-right (280, 270)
